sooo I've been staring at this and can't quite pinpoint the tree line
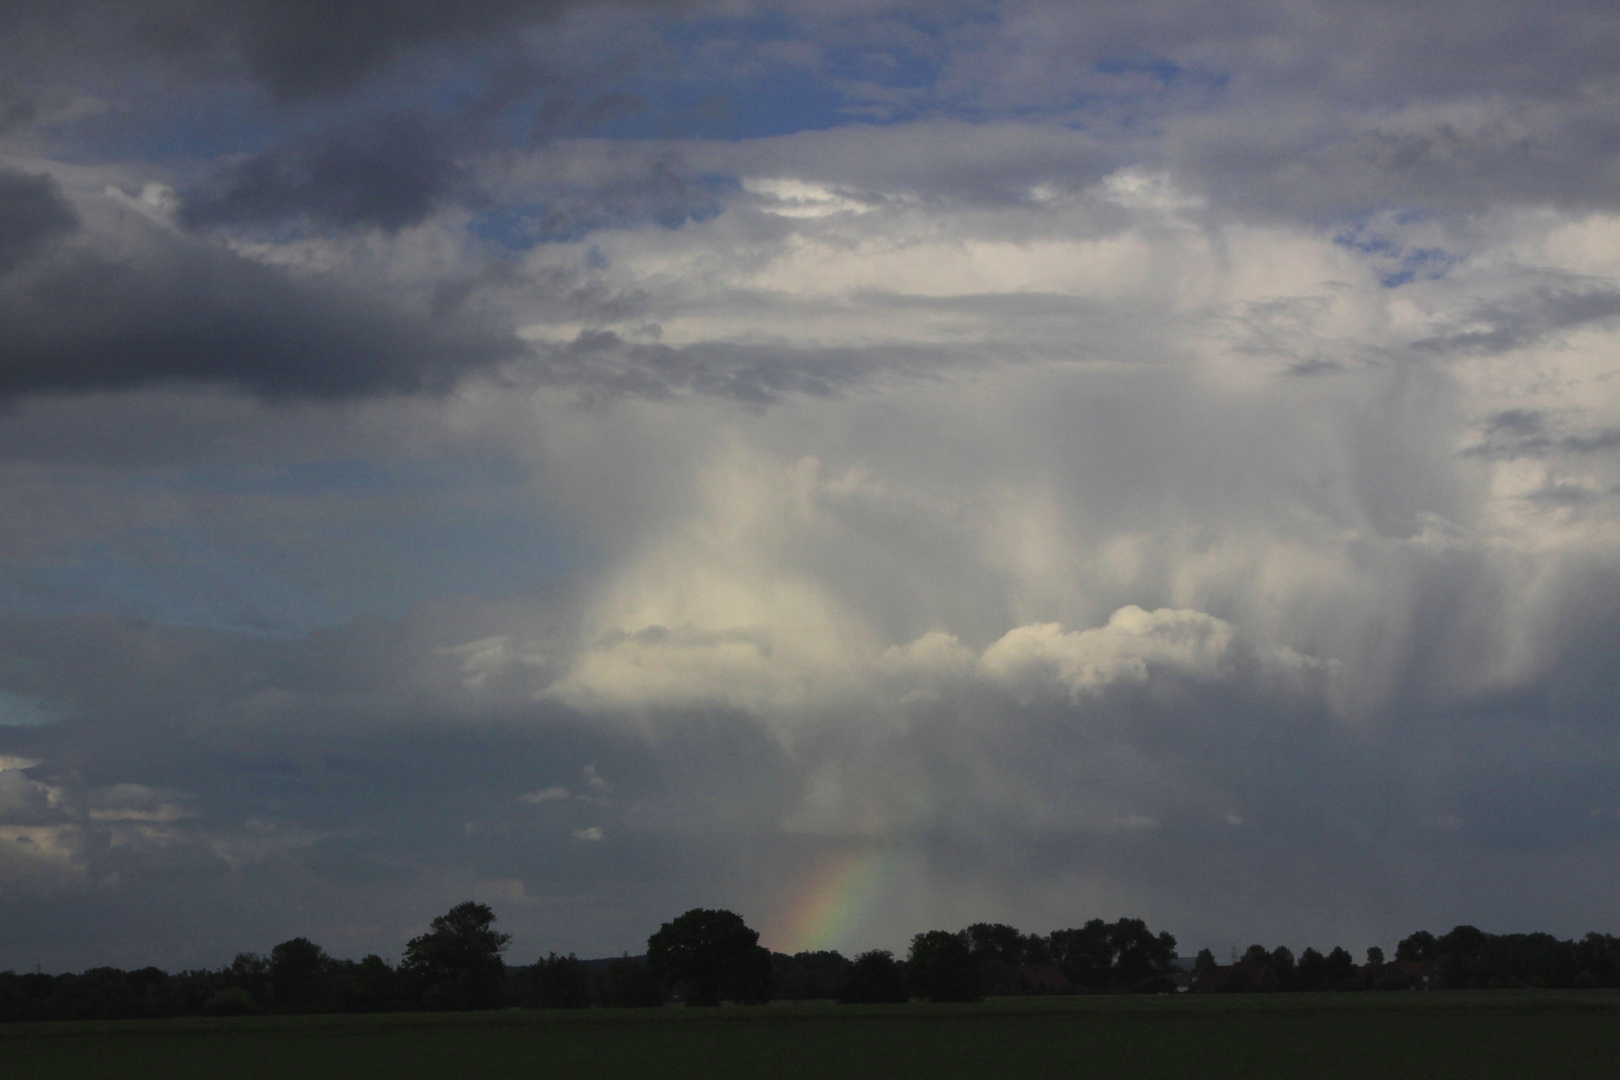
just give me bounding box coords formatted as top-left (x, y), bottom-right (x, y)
top-left (1195, 926), bottom-right (1620, 993)
top-left (3, 905), bottom-right (1616, 1021)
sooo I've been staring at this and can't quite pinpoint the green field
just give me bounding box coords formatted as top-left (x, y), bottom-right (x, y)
top-left (4, 992), bottom-right (1617, 1079)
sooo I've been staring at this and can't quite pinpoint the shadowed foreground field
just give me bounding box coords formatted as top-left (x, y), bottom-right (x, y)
top-left (4, 992), bottom-right (1617, 1079)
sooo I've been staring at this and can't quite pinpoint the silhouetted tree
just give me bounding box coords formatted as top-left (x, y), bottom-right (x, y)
top-left (531, 953), bottom-right (590, 1009)
top-left (1575, 933), bottom-right (1620, 988)
top-left (340, 954), bottom-right (398, 1012)
top-left (1049, 918), bottom-right (1176, 992)
top-left (222, 952), bottom-right (270, 1007)
top-left (646, 908), bottom-right (770, 1006)
top-left (772, 951), bottom-right (851, 1000)
top-left (1365, 946), bottom-right (1384, 967)
top-left (839, 950), bottom-right (908, 1004)
top-left (1396, 930), bottom-right (1437, 963)
top-left (269, 937), bottom-right (327, 1011)
top-left (1050, 920), bottom-right (1114, 990)
top-left (401, 901), bottom-right (511, 1010)
top-left (1434, 925), bottom-right (1489, 989)
top-left (906, 930), bottom-right (983, 1002)
top-left (1241, 944), bottom-right (1270, 964)
top-left (1194, 948), bottom-right (1218, 974)
top-left (731, 945), bottom-right (775, 1005)
top-left (1296, 947), bottom-right (1326, 990)
top-left (1269, 946), bottom-right (1296, 990)
top-left (1323, 947), bottom-right (1356, 989)
top-left (964, 922), bottom-right (1035, 993)
top-left (964, 923), bottom-right (1025, 964)
top-left (1113, 919), bottom-right (1178, 992)
top-left (1020, 933), bottom-right (1053, 964)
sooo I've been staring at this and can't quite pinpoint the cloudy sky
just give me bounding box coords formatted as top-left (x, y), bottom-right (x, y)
top-left (3, 0), bottom-right (1620, 972)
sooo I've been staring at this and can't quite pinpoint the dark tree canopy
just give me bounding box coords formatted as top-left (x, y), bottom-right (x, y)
top-left (963, 923), bottom-right (1025, 965)
top-left (1050, 918), bottom-right (1178, 992)
top-left (401, 901), bottom-right (511, 1010)
top-left (1323, 947), bottom-right (1357, 987)
top-left (646, 908), bottom-right (771, 1006)
top-left (906, 930), bottom-right (983, 1003)
top-left (1269, 946), bottom-right (1296, 989)
top-left (530, 953), bottom-right (589, 1009)
top-left (772, 951), bottom-right (852, 1000)
top-left (1296, 947), bottom-right (1327, 990)
top-left (268, 937), bottom-right (327, 1011)
top-left (839, 949), bottom-right (908, 1004)
top-left (1397, 930), bottom-right (1438, 963)
top-left (9, 906), bottom-right (1620, 1023)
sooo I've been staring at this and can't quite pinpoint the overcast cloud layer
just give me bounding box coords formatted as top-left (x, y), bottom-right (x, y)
top-left (2, 0), bottom-right (1620, 971)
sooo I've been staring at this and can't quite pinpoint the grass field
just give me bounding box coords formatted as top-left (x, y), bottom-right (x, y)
top-left (4, 992), bottom-right (1617, 1079)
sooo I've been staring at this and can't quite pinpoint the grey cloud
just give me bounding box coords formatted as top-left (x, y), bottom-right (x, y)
top-left (0, 169), bottom-right (79, 275)
top-left (1414, 286), bottom-right (1620, 359)
top-left (0, 768), bottom-right (57, 824)
top-left (0, 0), bottom-right (649, 103)
top-left (534, 331), bottom-right (949, 405)
top-left (953, 0), bottom-right (1620, 110)
top-left (0, 204), bottom-right (525, 400)
top-left (933, 1), bottom-right (1620, 219)
top-left (181, 114), bottom-right (468, 233)
top-left (514, 153), bottom-right (725, 241)
top-left (1170, 98), bottom-right (1620, 222)
top-left (1562, 431), bottom-right (1620, 455)
top-left (0, 81), bottom-right (41, 136)
top-left (1465, 409), bottom-right (1551, 459)
top-left (1466, 409), bottom-right (1620, 462)
top-left (190, 0), bottom-right (570, 101)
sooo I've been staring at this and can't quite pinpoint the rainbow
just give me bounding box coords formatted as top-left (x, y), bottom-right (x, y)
top-left (765, 848), bottom-right (894, 955)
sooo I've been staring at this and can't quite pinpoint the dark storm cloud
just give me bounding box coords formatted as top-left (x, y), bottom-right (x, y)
top-left (0, 0), bottom-right (642, 102)
top-left (171, 0), bottom-right (571, 101)
top-left (0, 169), bottom-right (79, 275)
top-left (0, 207), bottom-right (525, 399)
top-left (180, 113), bottom-right (468, 233)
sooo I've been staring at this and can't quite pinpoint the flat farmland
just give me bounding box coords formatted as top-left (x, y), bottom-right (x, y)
top-left (3, 992), bottom-right (1617, 1079)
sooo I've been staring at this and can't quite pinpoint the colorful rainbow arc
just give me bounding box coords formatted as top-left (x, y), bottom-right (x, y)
top-left (766, 849), bottom-right (894, 955)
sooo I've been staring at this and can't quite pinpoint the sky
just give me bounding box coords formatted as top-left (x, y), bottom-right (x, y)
top-left (2, 0), bottom-right (1620, 972)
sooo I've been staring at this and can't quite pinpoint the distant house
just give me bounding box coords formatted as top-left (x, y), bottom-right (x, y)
top-left (1191, 961), bottom-right (1279, 993)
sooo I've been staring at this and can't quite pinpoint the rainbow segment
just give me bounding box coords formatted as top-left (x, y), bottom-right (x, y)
top-left (765, 849), bottom-right (894, 955)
